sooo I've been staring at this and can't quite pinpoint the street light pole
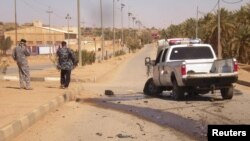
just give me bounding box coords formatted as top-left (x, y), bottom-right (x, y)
top-left (121, 3), bottom-right (125, 48)
top-left (77, 0), bottom-right (82, 66)
top-left (100, 0), bottom-right (104, 60)
top-left (113, 0), bottom-right (116, 56)
top-left (132, 17), bottom-right (136, 29)
top-left (217, 0), bottom-right (222, 59)
top-left (65, 13), bottom-right (71, 45)
top-left (132, 17), bottom-right (136, 37)
top-left (47, 7), bottom-right (53, 54)
top-left (14, 0), bottom-right (17, 45)
top-left (128, 12), bottom-right (132, 29)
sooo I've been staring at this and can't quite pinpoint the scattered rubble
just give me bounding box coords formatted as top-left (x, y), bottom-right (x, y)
top-left (105, 90), bottom-right (114, 96)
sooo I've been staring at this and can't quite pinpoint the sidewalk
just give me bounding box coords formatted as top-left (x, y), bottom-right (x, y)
top-left (0, 53), bottom-right (249, 141)
top-left (0, 54), bottom-right (133, 141)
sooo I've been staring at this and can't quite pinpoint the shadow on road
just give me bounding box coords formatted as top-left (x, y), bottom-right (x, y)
top-left (78, 96), bottom-right (207, 141)
top-left (146, 88), bottom-right (243, 102)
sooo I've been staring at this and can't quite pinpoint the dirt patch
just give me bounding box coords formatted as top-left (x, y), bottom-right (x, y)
top-left (240, 65), bottom-right (250, 72)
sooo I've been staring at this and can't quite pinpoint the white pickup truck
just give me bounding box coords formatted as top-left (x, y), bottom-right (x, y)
top-left (144, 43), bottom-right (238, 100)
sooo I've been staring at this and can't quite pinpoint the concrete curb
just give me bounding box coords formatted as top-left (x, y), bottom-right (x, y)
top-left (1, 75), bottom-right (249, 87)
top-left (0, 82), bottom-right (85, 141)
top-left (0, 93), bottom-right (72, 141)
top-left (0, 75), bottom-right (83, 82)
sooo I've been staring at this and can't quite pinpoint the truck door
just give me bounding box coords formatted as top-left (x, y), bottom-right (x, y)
top-left (153, 50), bottom-right (163, 86)
top-left (159, 49), bottom-right (171, 86)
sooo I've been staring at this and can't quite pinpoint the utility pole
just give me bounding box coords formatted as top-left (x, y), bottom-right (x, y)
top-left (14, 0), bottom-right (17, 45)
top-left (100, 0), bottom-right (104, 60)
top-left (218, 0), bottom-right (222, 59)
top-left (65, 13), bottom-right (71, 45)
top-left (47, 7), bottom-right (53, 54)
top-left (121, 2), bottom-right (125, 48)
top-left (196, 6), bottom-right (198, 39)
top-left (113, 0), bottom-right (116, 56)
top-left (77, 0), bottom-right (82, 66)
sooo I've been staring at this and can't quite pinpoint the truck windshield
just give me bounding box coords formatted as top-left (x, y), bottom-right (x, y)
top-left (170, 47), bottom-right (214, 60)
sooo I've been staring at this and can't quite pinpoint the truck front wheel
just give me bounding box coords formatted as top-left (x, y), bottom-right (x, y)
top-left (143, 78), bottom-right (162, 96)
top-left (220, 85), bottom-right (234, 99)
top-left (172, 80), bottom-right (185, 100)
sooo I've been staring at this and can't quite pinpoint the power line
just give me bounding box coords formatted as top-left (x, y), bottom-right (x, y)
top-left (32, 0), bottom-right (50, 8)
top-left (21, 0), bottom-right (46, 16)
top-left (197, 1), bottom-right (218, 16)
top-left (20, 0), bottom-right (76, 25)
top-left (209, 0), bottom-right (219, 13)
top-left (222, 0), bottom-right (243, 4)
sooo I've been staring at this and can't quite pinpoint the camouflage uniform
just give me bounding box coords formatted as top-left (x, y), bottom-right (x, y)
top-left (12, 42), bottom-right (31, 89)
top-left (56, 45), bottom-right (77, 88)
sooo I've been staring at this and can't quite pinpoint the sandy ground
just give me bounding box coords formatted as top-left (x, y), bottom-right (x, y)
top-left (0, 50), bottom-right (135, 129)
top-left (10, 47), bottom-right (195, 141)
top-left (2, 45), bottom-right (250, 141)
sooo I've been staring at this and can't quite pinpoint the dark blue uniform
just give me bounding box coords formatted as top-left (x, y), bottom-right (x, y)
top-left (56, 45), bottom-right (77, 88)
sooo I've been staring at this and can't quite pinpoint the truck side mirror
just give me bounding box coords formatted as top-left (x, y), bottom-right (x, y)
top-left (145, 57), bottom-right (155, 66)
top-left (145, 57), bottom-right (151, 66)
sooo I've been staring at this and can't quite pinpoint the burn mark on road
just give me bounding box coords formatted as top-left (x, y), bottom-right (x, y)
top-left (79, 97), bottom-right (207, 141)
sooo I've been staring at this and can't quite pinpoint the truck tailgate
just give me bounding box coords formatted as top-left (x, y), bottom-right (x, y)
top-left (185, 59), bottom-right (214, 73)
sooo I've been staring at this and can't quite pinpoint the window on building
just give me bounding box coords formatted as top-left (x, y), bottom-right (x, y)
top-left (46, 41), bottom-right (53, 45)
top-left (36, 41), bottom-right (43, 45)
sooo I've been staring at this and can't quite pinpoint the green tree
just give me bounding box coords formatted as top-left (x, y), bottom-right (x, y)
top-left (164, 2), bottom-right (250, 64)
top-left (0, 37), bottom-right (13, 55)
top-left (180, 18), bottom-right (196, 38)
top-left (165, 24), bottom-right (182, 38)
top-left (230, 4), bottom-right (250, 63)
top-left (126, 36), bottom-right (141, 53)
top-left (230, 25), bottom-right (250, 64)
top-left (139, 30), bottom-right (153, 45)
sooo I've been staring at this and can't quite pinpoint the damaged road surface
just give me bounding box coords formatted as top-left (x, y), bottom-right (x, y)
top-left (12, 45), bottom-right (250, 141)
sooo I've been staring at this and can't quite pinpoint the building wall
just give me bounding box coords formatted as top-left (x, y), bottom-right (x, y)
top-left (4, 26), bottom-right (76, 48)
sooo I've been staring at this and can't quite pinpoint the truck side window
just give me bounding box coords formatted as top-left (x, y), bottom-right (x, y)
top-left (155, 50), bottom-right (163, 65)
top-left (161, 49), bottom-right (168, 62)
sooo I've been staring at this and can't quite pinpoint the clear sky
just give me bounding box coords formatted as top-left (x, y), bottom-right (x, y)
top-left (0, 0), bottom-right (249, 28)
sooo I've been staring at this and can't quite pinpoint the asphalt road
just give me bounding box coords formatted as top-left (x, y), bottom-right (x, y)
top-left (11, 45), bottom-right (250, 141)
top-left (6, 63), bottom-right (54, 75)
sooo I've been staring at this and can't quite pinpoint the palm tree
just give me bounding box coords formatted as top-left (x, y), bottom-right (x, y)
top-left (230, 4), bottom-right (250, 63)
top-left (230, 25), bottom-right (250, 64)
top-left (180, 18), bottom-right (196, 38)
top-left (198, 13), bottom-right (217, 51)
top-left (199, 9), bottom-right (235, 57)
top-left (164, 3), bottom-right (250, 63)
top-left (165, 24), bottom-right (180, 38)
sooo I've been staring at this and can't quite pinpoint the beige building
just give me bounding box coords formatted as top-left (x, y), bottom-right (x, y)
top-left (4, 22), bottom-right (77, 48)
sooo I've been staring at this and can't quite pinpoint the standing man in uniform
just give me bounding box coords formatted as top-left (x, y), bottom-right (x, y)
top-left (56, 41), bottom-right (77, 89)
top-left (12, 39), bottom-right (32, 90)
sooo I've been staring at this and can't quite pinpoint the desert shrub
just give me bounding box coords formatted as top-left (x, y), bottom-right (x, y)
top-left (75, 50), bottom-right (96, 66)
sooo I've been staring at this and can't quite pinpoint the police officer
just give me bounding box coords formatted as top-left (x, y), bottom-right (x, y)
top-left (12, 39), bottom-right (32, 90)
top-left (56, 41), bottom-right (77, 89)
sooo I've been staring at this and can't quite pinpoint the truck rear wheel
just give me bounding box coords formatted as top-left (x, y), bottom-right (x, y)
top-left (220, 85), bottom-right (233, 99)
top-left (172, 80), bottom-right (185, 100)
top-left (143, 78), bottom-right (162, 96)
